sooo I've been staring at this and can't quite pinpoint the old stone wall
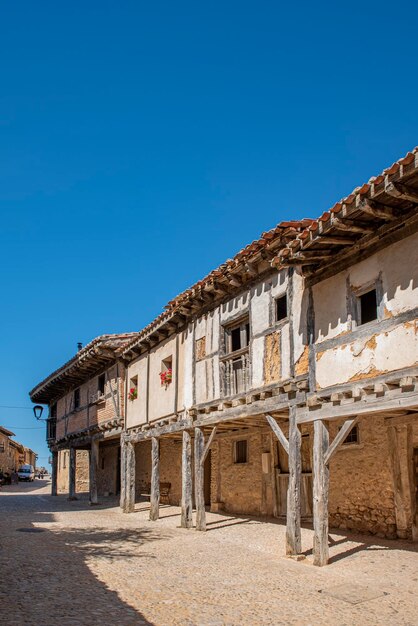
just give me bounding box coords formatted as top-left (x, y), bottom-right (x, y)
top-left (135, 439), bottom-right (182, 505)
top-left (208, 416), bottom-right (416, 539)
top-left (56, 449), bottom-right (89, 494)
top-left (97, 443), bottom-right (120, 496)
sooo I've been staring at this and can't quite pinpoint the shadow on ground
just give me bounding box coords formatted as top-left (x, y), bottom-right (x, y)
top-left (0, 493), bottom-right (157, 625)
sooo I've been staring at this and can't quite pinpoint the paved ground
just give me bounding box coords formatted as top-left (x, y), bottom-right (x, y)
top-left (0, 482), bottom-right (417, 626)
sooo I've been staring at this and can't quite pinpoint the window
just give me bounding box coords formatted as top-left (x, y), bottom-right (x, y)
top-left (226, 318), bottom-right (250, 354)
top-left (359, 289), bottom-right (377, 325)
top-left (74, 388), bottom-right (80, 410)
top-left (160, 356), bottom-right (173, 387)
top-left (222, 318), bottom-right (250, 396)
top-left (98, 374), bottom-right (105, 395)
top-left (276, 294), bottom-right (288, 322)
top-left (128, 375), bottom-right (138, 400)
top-left (343, 425), bottom-right (359, 445)
top-left (234, 440), bottom-right (248, 464)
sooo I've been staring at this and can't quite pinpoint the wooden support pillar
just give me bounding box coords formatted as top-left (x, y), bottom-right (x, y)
top-left (286, 408), bottom-right (302, 556)
top-left (120, 436), bottom-right (127, 510)
top-left (194, 427), bottom-right (206, 531)
top-left (68, 446), bottom-right (77, 500)
top-left (123, 440), bottom-right (136, 513)
top-left (89, 439), bottom-right (99, 505)
top-left (181, 430), bottom-right (193, 528)
top-left (387, 424), bottom-right (415, 539)
top-left (313, 419), bottom-right (329, 566)
top-left (51, 451), bottom-right (58, 496)
top-left (150, 437), bottom-right (160, 521)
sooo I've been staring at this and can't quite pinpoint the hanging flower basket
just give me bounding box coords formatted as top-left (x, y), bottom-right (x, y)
top-left (160, 368), bottom-right (172, 387)
top-left (128, 387), bottom-right (138, 401)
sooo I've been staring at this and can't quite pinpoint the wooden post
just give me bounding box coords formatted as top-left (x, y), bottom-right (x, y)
top-left (68, 446), bottom-right (77, 500)
top-left (387, 424), bottom-right (414, 539)
top-left (89, 439), bottom-right (99, 505)
top-left (150, 437), bottom-right (160, 521)
top-left (194, 427), bottom-right (206, 531)
top-left (120, 436), bottom-right (127, 510)
top-left (51, 451), bottom-right (58, 496)
top-left (313, 419), bottom-right (329, 566)
top-left (123, 440), bottom-right (136, 513)
top-left (286, 408), bottom-right (302, 555)
top-left (181, 430), bottom-right (193, 528)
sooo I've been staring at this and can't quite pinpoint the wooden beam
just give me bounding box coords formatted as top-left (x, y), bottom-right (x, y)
top-left (123, 440), bottom-right (136, 513)
top-left (119, 436), bottom-right (127, 510)
top-left (200, 426), bottom-right (217, 466)
top-left (150, 437), bottom-right (160, 521)
top-left (315, 235), bottom-right (355, 246)
top-left (286, 408), bottom-right (302, 556)
top-left (89, 438), bottom-right (99, 505)
top-left (386, 424), bottom-right (415, 539)
top-left (181, 430), bottom-right (193, 529)
top-left (313, 420), bottom-right (329, 566)
top-left (68, 446), bottom-right (77, 500)
top-left (51, 451), bottom-right (58, 497)
top-left (265, 414), bottom-right (289, 454)
top-left (385, 182), bottom-right (418, 204)
top-left (194, 427), bottom-right (206, 531)
top-left (323, 418), bottom-right (358, 465)
top-left (332, 218), bottom-right (374, 234)
top-left (359, 200), bottom-right (397, 221)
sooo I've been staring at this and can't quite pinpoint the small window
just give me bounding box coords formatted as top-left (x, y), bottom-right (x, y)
top-left (226, 319), bottom-right (250, 354)
top-left (343, 425), bottom-right (359, 445)
top-left (98, 374), bottom-right (105, 395)
top-left (234, 439), bottom-right (248, 464)
top-left (160, 356), bottom-right (173, 386)
top-left (359, 289), bottom-right (377, 325)
top-left (128, 375), bottom-right (138, 400)
top-left (74, 388), bottom-right (80, 410)
top-left (276, 294), bottom-right (288, 322)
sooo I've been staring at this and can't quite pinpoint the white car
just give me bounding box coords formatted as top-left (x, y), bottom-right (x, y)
top-left (17, 465), bottom-right (35, 482)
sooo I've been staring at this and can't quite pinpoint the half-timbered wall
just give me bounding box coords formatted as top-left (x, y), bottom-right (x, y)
top-left (55, 363), bottom-right (124, 440)
top-left (312, 232), bottom-right (418, 390)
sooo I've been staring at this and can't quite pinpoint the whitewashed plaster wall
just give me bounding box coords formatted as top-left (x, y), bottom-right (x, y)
top-left (314, 232), bottom-right (418, 389)
top-left (125, 353), bottom-right (148, 428)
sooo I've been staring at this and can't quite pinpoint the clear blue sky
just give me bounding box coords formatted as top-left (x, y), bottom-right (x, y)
top-left (1, 1), bottom-right (417, 468)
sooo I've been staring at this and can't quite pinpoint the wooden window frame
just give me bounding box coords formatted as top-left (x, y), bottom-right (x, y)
top-left (233, 439), bottom-right (248, 464)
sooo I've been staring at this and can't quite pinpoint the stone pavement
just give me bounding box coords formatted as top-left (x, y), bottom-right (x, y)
top-left (0, 481), bottom-right (417, 626)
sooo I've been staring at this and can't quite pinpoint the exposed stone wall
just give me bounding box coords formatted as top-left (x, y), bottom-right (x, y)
top-left (56, 449), bottom-right (89, 494)
top-left (135, 439), bottom-right (182, 505)
top-left (329, 415), bottom-right (417, 539)
top-left (97, 444), bottom-right (120, 496)
top-left (209, 416), bottom-right (416, 539)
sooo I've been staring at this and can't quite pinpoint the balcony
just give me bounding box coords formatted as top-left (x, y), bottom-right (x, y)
top-left (221, 349), bottom-right (250, 397)
top-left (90, 391), bottom-right (106, 405)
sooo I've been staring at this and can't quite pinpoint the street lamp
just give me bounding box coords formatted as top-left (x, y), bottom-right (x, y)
top-left (33, 405), bottom-right (44, 420)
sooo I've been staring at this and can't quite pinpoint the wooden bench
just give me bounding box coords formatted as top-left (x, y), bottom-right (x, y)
top-left (145, 482), bottom-right (171, 505)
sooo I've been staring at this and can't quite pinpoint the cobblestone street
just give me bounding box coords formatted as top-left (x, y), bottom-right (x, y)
top-left (0, 481), bottom-right (417, 626)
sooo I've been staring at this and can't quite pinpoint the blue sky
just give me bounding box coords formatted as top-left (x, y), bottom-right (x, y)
top-left (1, 1), bottom-right (417, 468)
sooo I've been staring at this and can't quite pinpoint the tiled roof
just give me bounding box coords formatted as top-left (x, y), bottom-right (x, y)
top-left (0, 425), bottom-right (15, 437)
top-left (272, 147), bottom-right (418, 268)
top-left (122, 146), bottom-right (418, 358)
top-left (30, 333), bottom-right (137, 404)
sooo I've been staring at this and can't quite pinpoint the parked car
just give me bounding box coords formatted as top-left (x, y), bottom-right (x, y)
top-left (17, 464), bottom-right (35, 482)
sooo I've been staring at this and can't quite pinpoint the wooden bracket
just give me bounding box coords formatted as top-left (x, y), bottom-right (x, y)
top-left (323, 417), bottom-right (358, 465)
top-left (200, 426), bottom-right (217, 466)
top-left (265, 414), bottom-right (289, 454)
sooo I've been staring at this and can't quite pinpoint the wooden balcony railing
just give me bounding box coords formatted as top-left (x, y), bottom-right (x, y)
top-left (222, 351), bottom-right (250, 396)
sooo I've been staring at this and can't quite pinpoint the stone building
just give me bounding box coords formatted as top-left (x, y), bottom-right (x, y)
top-left (0, 427), bottom-right (20, 473)
top-left (31, 147), bottom-right (418, 567)
top-left (119, 147), bottom-right (418, 566)
top-left (29, 334), bottom-right (136, 499)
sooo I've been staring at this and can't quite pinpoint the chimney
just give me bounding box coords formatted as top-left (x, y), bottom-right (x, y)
top-left (77, 342), bottom-right (83, 352)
